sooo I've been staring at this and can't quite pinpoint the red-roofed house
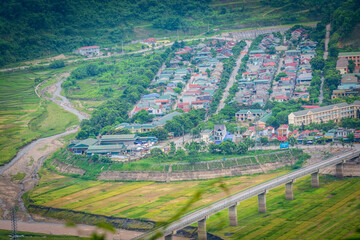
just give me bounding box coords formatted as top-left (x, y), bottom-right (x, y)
top-left (277, 125), bottom-right (289, 138)
top-left (263, 126), bottom-right (275, 137)
top-left (144, 38), bottom-right (156, 43)
top-left (301, 105), bottom-right (320, 109)
top-left (76, 46), bottom-right (100, 56)
top-left (264, 62), bottom-right (276, 66)
top-left (275, 95), bottom-right (288, 102)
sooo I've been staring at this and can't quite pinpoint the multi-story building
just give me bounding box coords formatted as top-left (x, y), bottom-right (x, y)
top-left (288, 101), bottom-right (360, 126)
top-left (338, 52), bottom-right (360, 67)
top-left (76, 46), bottom-right (100, 56)
top-left (235, 109), bottom-right (265, 122)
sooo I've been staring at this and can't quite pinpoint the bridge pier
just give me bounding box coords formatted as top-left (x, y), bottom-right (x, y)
top-left (229, 203), bottom-right (239, 226)
top-left (285, 180), bottom-right (294, 200)
top-left (258, 191), bottom-right (267, 213)
top-left (311, 171), bottom-right (319, 188)
top-left (164, 234), bottom-right (173, 240)
top-left (198, 217), bottom-right (208, 240)
top-left (335, 162), bottom-right (344, 178)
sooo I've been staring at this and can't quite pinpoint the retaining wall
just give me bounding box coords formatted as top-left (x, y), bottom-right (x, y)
top-left (98, 159), bottom-right (296, 182)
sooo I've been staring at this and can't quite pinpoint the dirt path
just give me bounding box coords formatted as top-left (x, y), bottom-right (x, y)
top-left (215, 40), bottom-right (251, 114)
top-left (319, 23), bottom-right (331, 104)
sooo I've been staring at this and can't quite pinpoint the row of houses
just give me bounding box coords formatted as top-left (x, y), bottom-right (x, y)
top-left (234, 48), bottom-right (278, 106)
top-left (176, 41), bottom-right (238, 111)
top-left (130, 68), bottom-right (191, 117)
top-left (272, 34), bottom-right (317, 102)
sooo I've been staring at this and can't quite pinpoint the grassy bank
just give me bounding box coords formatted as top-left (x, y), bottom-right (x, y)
top-left (0, 69), bottom-right (79, 166)
top-left (47, 148), bottom-right (302, 180)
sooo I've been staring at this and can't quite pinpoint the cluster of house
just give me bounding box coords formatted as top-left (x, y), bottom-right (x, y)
top-left (200, 123), bottom-right (360, 146)
top-left (234, 34), bottom-right (281, 106)
top-left (331, 74), bottom-right (360, 98)
top-left (274, 30), bottom-right (317, 102)
top-left (176, 41), bottom-right (238, 111)
top-left (333, 52), bottom-right (360, 99)
top-left (116, 112), bottom-right (182, 134)
top-left (68, 134), bottom-right (158, 158)
top-left (130, 39), bottom-right (238, 116)
top-left (130, 68), bottom-right (189, 117)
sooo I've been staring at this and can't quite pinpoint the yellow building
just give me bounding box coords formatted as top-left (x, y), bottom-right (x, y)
top-left (288, 101), bottom-right (360, 126)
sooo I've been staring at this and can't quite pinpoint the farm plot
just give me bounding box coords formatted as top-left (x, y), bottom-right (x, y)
top-left (205, 175), bottom-right (360, 240)
top-left (28, 169), bottom-right (284, 222)
top-left (0, 69), bottom-right (78, 166)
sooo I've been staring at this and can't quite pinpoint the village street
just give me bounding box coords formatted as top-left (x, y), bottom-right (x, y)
top-left (216, 40), bottom-right (251, 114)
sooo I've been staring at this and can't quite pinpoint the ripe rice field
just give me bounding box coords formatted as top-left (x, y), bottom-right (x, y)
top-left (29, 169), bottom-right (284, 221)
top-left (29, 169), bottom-right (360, 239)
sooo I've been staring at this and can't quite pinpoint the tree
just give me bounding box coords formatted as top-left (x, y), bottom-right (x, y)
top-left (206, 68), bottom-right (211, 78)
top-left (150, 148), bottom-right (164, 156)
top-left (310, 56), bottom-right (325, 70)
top-left (235, 142), bottom-right (248, 154)
top-left (288, 137), bottom-right (297, 146)
top-left (131, 109), bottom-right (154, 124)
top-left (49, 60), bottom-right (65, 69)
top-left (347, 133), bottom-right (355, 143)
top-left (244, 138), bottom-right (255, 148)
top-left (348, 60), bottom-right (355, 73)
top-left (220, 140), bottom-right (236, 155)
top-left (260, 137), bottom-right (269, 145)
top-left (175, 149), bottom-right (186, 161)
top-left (91, 154), bottom-right (99, 162)
top-left (266, 116), bottom-right (279, 129)
top-left (169, 142), bottom-right (176, 155)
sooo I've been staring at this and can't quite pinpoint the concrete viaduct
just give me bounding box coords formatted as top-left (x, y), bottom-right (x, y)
top-left (133, 150), bottom-right (360, 240)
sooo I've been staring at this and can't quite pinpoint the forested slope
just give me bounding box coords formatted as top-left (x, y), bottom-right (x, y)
top-left (1, 0), bottom-right (355, 67)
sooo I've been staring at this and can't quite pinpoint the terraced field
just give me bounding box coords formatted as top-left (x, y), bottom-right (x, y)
top-left (0, 69), bottom-right (78, 166)
top-left (28, 169), bottom-right (360, 239)
top-left (28, 169), bottom-right (284, 222)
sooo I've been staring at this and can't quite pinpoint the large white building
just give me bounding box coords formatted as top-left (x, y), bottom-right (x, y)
top-left (76, 46), bottom-right (100, 56)
top-left (288, 101), bottom-right (360, 126)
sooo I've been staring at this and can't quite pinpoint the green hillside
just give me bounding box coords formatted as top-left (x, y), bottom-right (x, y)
top-left (0, 0), bottom-right (353, 67)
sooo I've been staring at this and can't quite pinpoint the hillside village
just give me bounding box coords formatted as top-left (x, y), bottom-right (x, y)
top-left (67, 28), bottom-right (360, 160)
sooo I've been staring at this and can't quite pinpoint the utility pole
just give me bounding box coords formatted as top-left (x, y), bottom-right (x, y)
top-left (182, 125), bottom-right (185, 144)
top-left (122, 40), bottom-right (124, 54)
top-left (11, 207), bottom-right (17, 240)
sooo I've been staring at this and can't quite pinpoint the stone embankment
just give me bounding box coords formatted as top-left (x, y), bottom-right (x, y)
top-left (51, 160), bottom-right (85, 175)
top-left (98, 159), bottom-right (296, 182)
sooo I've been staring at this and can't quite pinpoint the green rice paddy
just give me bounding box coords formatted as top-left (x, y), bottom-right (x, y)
top-left (28, 168), bottom-right (360, 239)
top-left (0, 69), bottom-right (78, 166)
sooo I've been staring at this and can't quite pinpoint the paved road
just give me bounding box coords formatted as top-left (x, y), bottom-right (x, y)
top-left (136, 149), bottom-right (360, 238)
top-left (319, 23), bottom-right (331, 104)
top-left (215, 40), bottom-right (251, 114)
